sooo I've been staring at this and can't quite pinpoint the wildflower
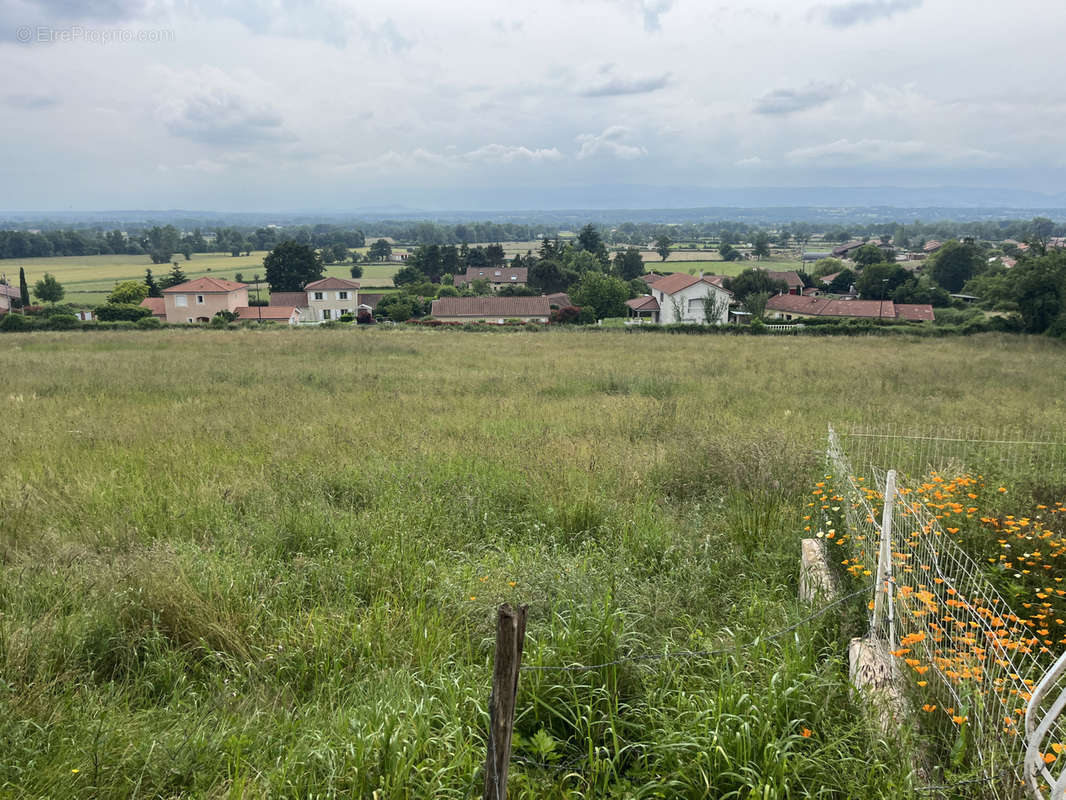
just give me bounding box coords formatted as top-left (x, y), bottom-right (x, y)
top-left (508, 581), bottom-right (516, 587)
top-left (469, 596), bottom-right (477, 601)
top-left (71, 769), bottom-right (79, 774)
top-left (952, 715), bottom-right (968, 725)
top-left (1045, 753), bottom-right (1057, 765)
top-left (922, 704), bottom-right (937, 713)
top-left (802, 728), bottom-right (812, 738)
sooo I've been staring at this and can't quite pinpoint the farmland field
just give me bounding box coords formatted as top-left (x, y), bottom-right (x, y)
top-left (2, 329), bottom-right (1062, 798)
top-left (5, 251), bottom-right (398, 306)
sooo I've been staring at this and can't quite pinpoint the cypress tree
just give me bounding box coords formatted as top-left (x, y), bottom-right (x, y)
top-left (145, 268), bottom-right (162, 298)
top-left (19, 267), bottom-right (29, 306)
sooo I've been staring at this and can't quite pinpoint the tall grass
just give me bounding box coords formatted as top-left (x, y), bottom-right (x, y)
top-left (0, 329), bottom-right (1062, 797)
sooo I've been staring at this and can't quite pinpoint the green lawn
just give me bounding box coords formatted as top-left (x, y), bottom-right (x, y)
top-left (1, 328), bottom-right (1062, 797)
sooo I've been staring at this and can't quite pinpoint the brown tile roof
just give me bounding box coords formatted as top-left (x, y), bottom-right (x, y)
top-left (923, 240), bottom-right (942, 253)
top-left (765, 270), bottom-right (803, 289)
top-left (640, 273), bottom-right (664, 286)
top-left (139, 297), bottom-right (166, 317)
top-left (269, 292), bottom-right (308, 307)
top-left (430, 296), bottom-right (550, 318)
top-left (545, 292), bottom-right (572, 307)
top-left (453, 267), bottom-right (528, 286)
top-left (626, 295), bottom-right (660, 311)
top-left (358, 293), bottom-right (384, 309)
top-left (894, 303), bottom-right (936, 322)
top-left (832, 240), bottom-right (868, 257)
top-left (163, 277), bottom-right (247, 293)
top-left (766, 294), bottom-right (934, 321)
top-left (0, 284), bottom-right (20, 299)
top-left (235, 306), bottom-right (298, 321)
top-left (304, 277), bottom-right (360, 290)
top-left (650, 272), bottom-right (734, 296)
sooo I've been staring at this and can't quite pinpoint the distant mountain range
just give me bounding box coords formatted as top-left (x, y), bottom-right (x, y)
top-left (3, 185), bottom-right (1066, 227)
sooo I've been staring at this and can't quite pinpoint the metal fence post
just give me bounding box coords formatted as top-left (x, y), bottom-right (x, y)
top-left (872, 469), bottom-right (897, 650)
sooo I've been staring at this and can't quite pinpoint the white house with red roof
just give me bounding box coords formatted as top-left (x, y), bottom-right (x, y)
top-left (644, 272), bottom-right (733, 325)
top-left (161, 277), bottom-right (301, 324)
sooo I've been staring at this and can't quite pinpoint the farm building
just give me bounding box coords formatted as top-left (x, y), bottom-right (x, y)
top-left (430, 296), bottom-right (550, 323)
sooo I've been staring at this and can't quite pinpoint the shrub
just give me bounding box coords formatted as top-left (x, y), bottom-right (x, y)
top-left (46, 313), bottom-right (79, 330)
top-left (0, 313), bottom-right (33, 332)
top-left (338, 314), bottom-right (354, 323)
top-left (136, 316), bottom-right (162, 329)
top-left (97, 303), bottom-right (152, 322)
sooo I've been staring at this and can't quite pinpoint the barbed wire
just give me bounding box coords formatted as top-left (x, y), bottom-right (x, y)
top-left (520, 583), bottom-right (872, 673)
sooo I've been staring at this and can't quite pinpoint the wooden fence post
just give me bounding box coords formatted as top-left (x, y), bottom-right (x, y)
top-left (483, 603), bottom-right (528, 800)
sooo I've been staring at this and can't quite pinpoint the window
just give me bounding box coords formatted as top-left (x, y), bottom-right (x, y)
top-left (494, 271), bottom-right (501, 276)
top-left (510, 275), bottom-right (517, 281)
top-left (175, 295), bottom-right (187, 306)
top-left (322, 309), bottom-right (331, 320)
top-left (186, 317), bottom-right (193, 323)
top-left (340, 308), bottom-right (350, 316)
top-left (688, 298), bottom-right (703, 313)
top-left (196, 295), bottom-right (205, 304)
top-left (338, 291), bottom-right (348, 300)
top-left (314, 292), bottom-right (324, 301)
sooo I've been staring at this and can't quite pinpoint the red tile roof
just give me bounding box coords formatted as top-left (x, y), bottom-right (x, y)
top-left (304, 277), bottom-right (360, 290)
top-left (430, 296), bottom-right (550, 318)
top-left (640, 273), bottom-right (665, 286)
top-left (162, 277), bottom-right (247, 293)
top-left (765, 270), bottom-right (803, 290)
top-left (923, 240), bottom-right (942, 253)
top-left (235, 306), bottom-right (298, 321)
top-left (626, 295), bottom-right (660, 311)
top-left (0, 284), bottom-right (20, 299)
top-left (453, 267), bottom-right (528, 286)
top-left (766, 294), bottom-right (934, 321)
top-left (139, 297), bottom-right (166, 317)
top-left (894, 303), bottom-right (936, 322)
top-left (269, 292), bottom-right (308, 307)
top-left (650, 272), bottom-right (734, 296)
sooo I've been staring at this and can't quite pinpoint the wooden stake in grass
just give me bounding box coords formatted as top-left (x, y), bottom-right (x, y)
top-left (483, 603), bottom-right (527, 800)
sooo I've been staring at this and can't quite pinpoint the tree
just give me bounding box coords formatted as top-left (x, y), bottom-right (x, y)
top-left (654, 233), bottom-right (672, 262)
top-left (854, 263), bottom-right (910, 300)
top-left (108, 280), bottom-right (148, 305)
top-left (718, 243), bottom-right (742, 262)
top-left (19, 267), bottom-right (29, 305)
top-left (701, 287), bottom-right (730, 325)
top-left (850, 243), bottom-right (886, 268)
top-left (743, 290), bottom-right (770, 320)
top-left (393, 264), bottom-right (426, 286)
top-left (928, 239), bottom-right (980, 293)
top-left (376, 295), bottom-right (416, 322)
top-left (485, 243), bottom-right (506, 268)
top-left (159, 263), bottom-right (188, 289)
top-left (528, 260), bottom-right (570, 294)
top-left (570, 271), bottom-right (631, 319)
top-left (612, 247), bottom-right (645, 281)
top-left (724, 269), bottom-right (787, 305)
top-left (368, 239), bottom-right (392, 262)
top-left (350, 264), bottom-right (364, 279)
top-left (1013, 253), bottom-right (1066, 333)
top-left (576, 224), bottom-right (609, 267)
top-left (33, 273), bottom-right (64, 304)
top-left (811, 257), bottom-right (844, 278)
top-left (828, 269), bottom-right (856, 294)
top-left (263, 241), bottom-right (324, 292)
top-left (1028, 217), bottom-right (1056, 256)
top-left (752, 232), bottom-right (771, 260)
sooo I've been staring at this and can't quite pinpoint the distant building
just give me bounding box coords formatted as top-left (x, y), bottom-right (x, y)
top-left (765, 294), bottom-right (934, 322)
top-left (646, 272), bottom-right (733, 325)
top-left (162, 277), bottom-right (248, 324)
top-left (832, 241), bottom-right (868, 258)
top-left (452, 267), bottom-right (528, 289)
top-left (430, 295), bottom-right (550, 323)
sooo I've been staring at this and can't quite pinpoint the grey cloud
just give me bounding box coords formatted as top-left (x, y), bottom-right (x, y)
top-left (754, 82), bottom-right (845, 115)
top-left (160, 88), bottom-right (289, 146)
top-left (814, 0), bottom-right (922, 28)
top-left (578, 72), bottom-right (670, 97)
top-left (16, 0), bottom-right (152, 22)
top-left (5, 93), bottom-right (58, 109)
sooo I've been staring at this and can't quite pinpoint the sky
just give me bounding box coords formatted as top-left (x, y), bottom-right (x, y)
top-left (1, 0), bottom-right (1065, 211)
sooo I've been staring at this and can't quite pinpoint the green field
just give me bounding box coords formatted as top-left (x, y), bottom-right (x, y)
top-left (648, 255), bottom-right (805, 279)
top-left (6, 251), bottom-right (399, 306)
top-left (2, 328), bottom-right (1063, 797)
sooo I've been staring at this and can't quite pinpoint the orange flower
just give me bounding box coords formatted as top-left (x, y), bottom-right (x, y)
top-left (1045, 752), bottom-right (1057, 765)
top-left (802, 728), bottom-right (812, 738)
top-left (952, 715), bottom-right (968, 725)
top-left (922, 704), bottom-right (937, 713)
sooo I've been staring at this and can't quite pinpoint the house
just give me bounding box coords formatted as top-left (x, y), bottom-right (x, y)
top-left (236, 305), bottom-right (301, 325)
top-left (303, 277), bottom-right (361, 321)
top-left (388, 251), bottom-right (410, 262)
top-left (452, 267), bottom-right (528, 289)
top-left (803, 252), bottom-right (834, 262)
top-left (430, 296), bottom-right (550, 323)
top-left (647, 272), bottom-right (733, 325)
top-left (544, 292), bottom-right (572, 308)
top-left (832, 241), bottom-right (868, 258)
top-left (0, 284), bottom-right (19, 315)
top-left (923, 241), bottom-right (943, 254)
top-left (764, 269), bottom-right (804, 295)
top-left (268, 291), bottom-right (308, 315)
top-left (139, 297), bottom-right (167, 319)
top-left (625, 295), bottom-right (660, 322)
top-left (765, 294), bottom-right (934, 322)
top-left (162, 277), bottom-right (248, 323)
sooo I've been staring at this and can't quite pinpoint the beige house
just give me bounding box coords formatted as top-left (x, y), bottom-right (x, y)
top-left (303, 277), bottom-right (361, 322)
top-left (162, 277), bottom-right (248, 323)
top-left (452, 267), bottom-right (528, 289)
top-left (0, 284), bottom-right (18, 315)
top-left (430, 296), bottom-right (550, 323)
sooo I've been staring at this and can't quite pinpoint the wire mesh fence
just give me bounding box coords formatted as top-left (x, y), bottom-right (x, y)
top-left (827, 425), bottom-right (1066, 799)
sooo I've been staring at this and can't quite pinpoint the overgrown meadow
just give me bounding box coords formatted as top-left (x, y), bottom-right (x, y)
top-left (1, 328), bottom-right (1063, 798)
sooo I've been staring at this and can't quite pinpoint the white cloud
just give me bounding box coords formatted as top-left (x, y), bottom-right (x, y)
top-left (736, 156), bottom-right (766, 167)
top-left (786, 138), bottom-right (1004, 166)
top-left (575, 126), bottom-right (647, 160)
top-left (344, 143), bottom-right (564, 172)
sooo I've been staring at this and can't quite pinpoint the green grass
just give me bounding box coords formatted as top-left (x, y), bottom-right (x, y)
top-left (1, 329), bottom-right (1063, 797)
top-left (9, 252), bottom-right (399, 306)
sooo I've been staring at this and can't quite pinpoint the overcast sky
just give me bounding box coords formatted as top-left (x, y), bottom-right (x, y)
top-left (2, 0), bottom-right (1065, 211)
